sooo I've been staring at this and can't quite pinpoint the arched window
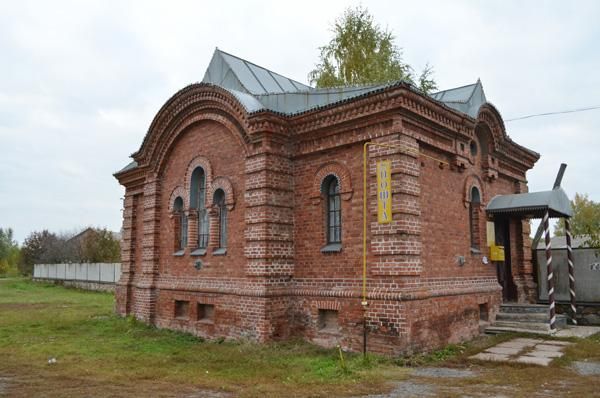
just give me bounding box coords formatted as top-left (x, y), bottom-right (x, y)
top-left (324, 176), bottom-right (341, 244)
top-left (213, 189), bottom-right (227, 249)
top-left (173, 196), bottom-right (187, 251)
top-left (190, 167), bottom-right (209, 249)
top-left (469, 186), bottom-right (481, 250)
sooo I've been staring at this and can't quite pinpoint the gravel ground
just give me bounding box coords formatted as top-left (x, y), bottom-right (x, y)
top-left (0, 375), bottom-right (12, 396)
top-left (571, 361), bottom-right (600, 376)
top-left (359, 381), bottom-right (436, 398)
top-left (411, 367), bottom-right (478, 378)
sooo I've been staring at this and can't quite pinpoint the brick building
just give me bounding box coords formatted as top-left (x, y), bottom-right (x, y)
top-left (114, 49), bottom-right (539, 354)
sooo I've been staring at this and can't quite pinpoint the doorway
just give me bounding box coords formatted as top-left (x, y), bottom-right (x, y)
top-left (494, 217), bottom-right (517, 302)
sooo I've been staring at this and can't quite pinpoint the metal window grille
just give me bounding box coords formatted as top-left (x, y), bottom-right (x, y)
top-left (327, 178), bottom-right (341, 244)
top-left (470, 186), bottom-right (481, 249)
top-left (180, 213), bottom-right (188, 249)
top-left (214, 189), bottom-right (227, 249)
top-left (196, 173), bottom-right (209, 248)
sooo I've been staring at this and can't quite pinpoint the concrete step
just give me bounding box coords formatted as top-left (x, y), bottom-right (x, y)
top-left (496, 312), bottom-right (549, 322)
top-left (500, 303), bottom-right (549, 314)
top-left (492, 320), bottom-right (552, 332)
top-left (485, 325), bottom-right (557, 335)
top-left (495, 313), bottom-right (568, 326)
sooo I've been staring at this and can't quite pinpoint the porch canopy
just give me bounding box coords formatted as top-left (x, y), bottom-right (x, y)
top-left (486, 187), bottom-right (572, 219)
top-left (485, 187), bottom-right (575, 331)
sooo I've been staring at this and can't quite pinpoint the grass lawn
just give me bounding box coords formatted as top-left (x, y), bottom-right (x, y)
top-left (1, 278), bottom-right (599, 397)
top-left (0, 278), bottom-right (408, 397)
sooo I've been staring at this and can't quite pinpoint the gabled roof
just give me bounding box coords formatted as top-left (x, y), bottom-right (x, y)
top-left (486, 188), bottom-right (573, 219)
top-left (202, 49), bottom-right (311, 95)
top-left (430, 79), bottom-right (486, 118)
top-left (202, 48), bottom-right (490, 118)
top-left (117, 49), bottom-right (499, 173)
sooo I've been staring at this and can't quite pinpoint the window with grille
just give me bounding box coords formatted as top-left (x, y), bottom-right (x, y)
top-left (326, 177), bottom-right (341, 244)
top-left (470, 186), bottom-right (481, 250)
top-left (173, 196), bottom-right (186, 251)
top-left (191, 168), bottom-right (209, 249)
top-left (214, 189), bottom-right (227, 249)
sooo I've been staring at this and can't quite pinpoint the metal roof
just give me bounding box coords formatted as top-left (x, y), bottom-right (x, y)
top-left (116, 160), bottom-right (138, 174)
top-left (201, 48), bottom-right (487, 117)
top-left (430, 80), bottom-right (486, 118)
top-left (117, 50), bottom-right (497, 174)
top-left (486, 188), bottom-right (573, 219)
top-left (255, 83), bottom-right (393, 115)
top-left (202, 48), bottom-right (311, 95)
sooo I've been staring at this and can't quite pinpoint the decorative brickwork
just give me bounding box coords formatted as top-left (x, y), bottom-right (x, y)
top-left (115, 78), bottom-right (539, 355)
top-left (208, 176), bottom-right (235, 210)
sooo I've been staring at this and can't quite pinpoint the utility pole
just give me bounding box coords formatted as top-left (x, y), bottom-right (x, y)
top-left (531, 163), bottom-right (567, 250)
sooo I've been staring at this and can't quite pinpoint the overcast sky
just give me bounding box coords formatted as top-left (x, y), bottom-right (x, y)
top-left (1, 0), bottom-right (599, 243)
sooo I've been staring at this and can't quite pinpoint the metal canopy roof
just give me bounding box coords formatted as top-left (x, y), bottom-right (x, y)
top-left (486, 188), bottom-right (573, 219)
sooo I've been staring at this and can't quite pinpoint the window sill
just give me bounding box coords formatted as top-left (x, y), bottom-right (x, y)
top-left (213, 248), bottom-right (227, 256)
top-left (197, 319), bottom-right (214, 325)
top-left (191, 248), bottom-right (207, 256)
top-left (173, 250), bottom-right (185, 257)
top-left (470, 247), bottom-right (482, 255)
top-left (321, 243), bottom-right (342, 253)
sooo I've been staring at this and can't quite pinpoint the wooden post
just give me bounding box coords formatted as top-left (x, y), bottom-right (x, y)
top-left (543, 210), bottom-right (556, 331)
top-left (565, 218), bottom-right (577, 325)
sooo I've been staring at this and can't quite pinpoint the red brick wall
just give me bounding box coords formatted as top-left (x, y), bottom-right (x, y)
top-left (293, 145), bottom-right (364, 279)
top-left (158, 120), bottom-right (246, 278)
top-left (115, 84), bottom-right (538, 355)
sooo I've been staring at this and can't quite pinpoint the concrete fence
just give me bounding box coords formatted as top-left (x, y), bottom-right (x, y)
top-left (537, 243), bottom-right (600, 325)
top-left (33, 263), bottom-right (121, 292)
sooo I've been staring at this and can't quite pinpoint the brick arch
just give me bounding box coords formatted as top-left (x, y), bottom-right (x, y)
top-left (477, 103), bottom-right (507, 152)
top-left (463, 174), bottom-right (484, 208)
top-left (185, 156), bottom-right (213, 187)
top-left (133, 84), bottom-right (251, 165)
top-left (168, 185), bottom-right (188, 212)
top-left (154, 114), bottom-right (248, 177)
top-left (208, 176), bottom-right (235, 210)
top-left (311, 162), bottom-right (353, 205)
top-left (184, 156), bottom-right (213, 208)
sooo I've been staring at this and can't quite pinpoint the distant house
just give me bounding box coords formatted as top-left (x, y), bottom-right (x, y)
top-left (67, 227), bottom-right (121, 246)
top-left (113, 49), bottom-right (539, 354)
top-left (66, 227), bottom-right (121, 263)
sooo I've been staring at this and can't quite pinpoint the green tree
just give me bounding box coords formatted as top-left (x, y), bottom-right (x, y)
top-left (554, 193), bottom-right (600, 248)
top-left (80, 228), bottom-right (121, 263)
top-left (19, 230), bottom-right (63, 275)
top-left (0, 228), bottom-right (20, 276)
top-left (308, 6), bottom-right (438, 93)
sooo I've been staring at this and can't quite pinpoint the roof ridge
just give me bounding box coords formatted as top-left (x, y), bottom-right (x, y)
top-left (254, 83), bottom-right (391, 97)
top-left (432, 81), bottom-right (479, 95)
top-left (216, 48), bottom-right (310, 89)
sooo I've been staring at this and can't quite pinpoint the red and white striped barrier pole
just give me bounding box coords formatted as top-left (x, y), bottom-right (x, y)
top-left (565, 218), bottom-right (577, 325)
top-left (543, 210), bottom-right (557, 331)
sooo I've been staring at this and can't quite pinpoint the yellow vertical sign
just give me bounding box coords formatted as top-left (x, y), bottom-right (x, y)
top-left (377, 160), bottom-right (392, 224)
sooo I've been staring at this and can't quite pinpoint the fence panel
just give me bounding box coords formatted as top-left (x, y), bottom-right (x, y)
top-left (537, 248), bottom-right (600, 303)
top-left (34, 263), bottom-right (122, 284)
